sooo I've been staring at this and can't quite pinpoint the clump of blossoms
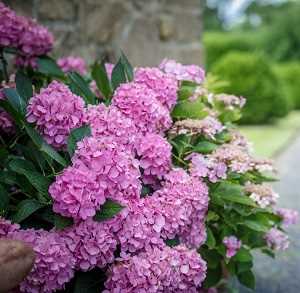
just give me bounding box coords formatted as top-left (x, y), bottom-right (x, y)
top-left (0, 9), bottom-right (298, 291)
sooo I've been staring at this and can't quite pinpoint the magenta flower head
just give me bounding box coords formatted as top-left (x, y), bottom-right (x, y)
top-left (276, 208), bottom-right (299, 227)
top-left (26, 81), bottom-right (85, 149)
top-left (85, 104), bottom-right (138, 150)
top-left (57, 56), bottom-right (87, 75)
top-left (49, 163), bottom-right (106, 220)
top-left (223, 236), bottom-right (242, 258)
top-left (265, 228), bottom-right (289, 251)
top-left (73, 136), bottom-right (141, 205)
top-left (0, 217), bottom-right (20, 237)
top-left (60, 219), bottom-right (117, 271)
top-left (112, 82), bottom-right (172, 134)
top-left (0, 3), bottom-right (26, 48)
top-left (9, 229), bottom-right (75, 292)
top-left (104, 245), bottom-right (207, 292)
top-left (136, 133), bottom-right (172, 180)
top-left (159, 59), bottom-right (205, 84)
top-left (134, 67), bottom-right (178, 110)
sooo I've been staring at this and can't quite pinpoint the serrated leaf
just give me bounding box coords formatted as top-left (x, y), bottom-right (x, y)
top-left (3, 88), bottom-right (26, 115)
top-left (54, 214), bottom-right (73, 230)
top-left (172, 99), bottom-right (208, 119)
top-left (25, 124), bottom-right (67, 167)
top-left (237, 270), bottom-right (255, 290)
top-left (93, 199), bottom-right (123, 221)
top-left (0, 184), bottom-right (9, 215)
top-left (37, 56), bottom-right (64, 77)
top-left (67, 125), bottom-right (91, 157)
top-left (12, 199), bottom-right (45, 223)
top-left (68, 72), bottom-right (96, 105)
top-left (91, 61), bottom-right (112, 100)
top-left (15, 70), bottom-right (33, 102)
top-left (111, 58), bottom-right (127, 91)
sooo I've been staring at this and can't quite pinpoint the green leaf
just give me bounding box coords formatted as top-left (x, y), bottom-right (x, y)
top-left (67, 125), bottom-right (91, 157)
top-left (243, 220), bottom-right (269, 232)
top-left (12, 199), bottom-right (45, 223)
top-left (206, 228), bottom-right (216, 249)
top-left (206, 211), bottom-right (220, 222)
top-left (193, 141), bottom-right (218, 154)
top-left (54, 214), bottom-right (73, 230)
top-left (203, 264), bottom-right (222, 288)
top-left (15, 70), bottom-right (33, 102)
top-left (37, 56), bottom-right (64, 77)
top-left (236, 261), bottom-right (253, 274)
top-left (171, 99), bottom-right (208, 119)
top-left (237, 270), bottom-right (255, 290)
top-left (0, 170), bottom-right (18, 185)
top-left (68, 72), bottom-right (96, 105)
top-left (3, 88), bottom-right (26, 115)
top-left (0, 184), bottom-right (9, 215)
top-left (165, 236), bottom-right (180, 247)
top-left (233, 248), bottom-right (253, 263)
top-left (91, 61), bottom-right (112, 100)
top-left (9, 158), bottom-right (51, 201)
top-left (178, 81), bottom-right (199, 101)
top-left (0, 99), bottom-right (24, 126)
top-left (111, 58), bottom-right (127, 91)
top-left (93, 199), bottom-right (123, 221)
top-left (120, 51), bottom-right (134, 81)
top-left (199, 248), bottom-right (222, 269)
top-left (25, 124), bottom-right (67, 167)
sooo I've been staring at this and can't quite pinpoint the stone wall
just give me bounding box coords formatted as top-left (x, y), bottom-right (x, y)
top-left (4, 0), bottom-right (203, 66)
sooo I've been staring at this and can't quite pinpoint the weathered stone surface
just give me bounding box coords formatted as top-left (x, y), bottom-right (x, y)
top-left (159, 14), bottom-right (175, 41)
top-left (3, 0), bottom-right (34, 17)
top-left (37, 0), bottom-right (76, 21)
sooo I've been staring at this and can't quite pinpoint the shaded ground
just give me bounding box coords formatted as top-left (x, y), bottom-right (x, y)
top-left (238, 134), bottom-right (300, 293)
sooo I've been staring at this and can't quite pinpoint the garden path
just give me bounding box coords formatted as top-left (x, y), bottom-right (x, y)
top-left (239, 134), bottom-right (300, 293)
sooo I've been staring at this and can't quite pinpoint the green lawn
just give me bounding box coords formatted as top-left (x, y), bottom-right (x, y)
top-left (239, 111), bottom-right (300, 158)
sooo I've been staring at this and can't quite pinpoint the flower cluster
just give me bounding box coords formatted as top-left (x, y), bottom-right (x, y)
top-left (104, 245), bottom-right (207, 293)
top-left (8, 229), bottom-right (75, 292)
top-left (0, 217), bottom-right (20, 237)
top-left (276, 208), bottom-right (299, 227)
top-left (112, 82), bottom-right (172, 134)
top-left (159, 59), bottom-right (205, 84)
top-left (223, 236), bottom-right (242, 258)
top-left (213, 94), bottom-right (246, 109)
top-left (169, 117), bottom-right (224, 140)
top-left (265, 228), bottom-right (289, 251)
top-left (26, 81), bottom-right (85, 149)
top-left (0, 3), bottom-right (53, 67)
top-left (244, 182), bottom-right (279, 208)
top-left (134, 67), bottom-right (178, 110)
top-left (57, 56), bottom-right (87, 75)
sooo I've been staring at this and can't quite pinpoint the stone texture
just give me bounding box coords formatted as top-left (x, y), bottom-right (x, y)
top-left (4, 0), bottom-right (203, 66)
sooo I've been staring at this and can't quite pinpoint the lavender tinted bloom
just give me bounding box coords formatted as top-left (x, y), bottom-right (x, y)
top-left (57, 56), bottom-right (87, 75)
top-left (223, 236), bottom-right (241, 258)
top-left (276, 208), bottom-right (299, 227)
top-left (0, 217), bottom-right (20, 237)
top-left (265, 228), bottom-right (289, 251)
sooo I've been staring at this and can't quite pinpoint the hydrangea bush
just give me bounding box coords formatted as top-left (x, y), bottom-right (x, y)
top-left (0, 4), bottom-right (298, 292)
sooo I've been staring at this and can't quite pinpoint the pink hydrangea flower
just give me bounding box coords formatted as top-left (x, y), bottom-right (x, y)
top-left (0, 3), bottom-right (26, 48)
top-left (9, 229), bottom-right (75, 293)
top-left (49, 164), bottom-right (106, 220)
top-left (0, 217), bottom-right (20, 237)
top-left (104, 245), bottom-right (207, 292)
top-left (112, 82), bottom-right (172, 134)
top-left (223, 236), bottom-right (242, 258)
top-left (134, 67), bottom-right (178, 110)
top-left (136, 133), bottom-right (172, 180)
top-left (73, 136), bottom-right (141, 205)
top-left (159, 59), bottom-right (205, 84)
top-left (85, 104), bottom-right (138, 150)
top-left (265, 228), bottom-right (289, 251)
top-left (57, 56), bottom-right (87, 75)
top-left (188, 153), bottom-right (227, 183)
top-left (26, 81), bottom-right (85, 149)
top-left (276, 208), bottom-right (299, 227)
top-left (60, 219), bottom-right (117, 271)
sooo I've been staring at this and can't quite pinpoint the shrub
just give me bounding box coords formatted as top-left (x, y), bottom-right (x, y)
top-left (211, 51), bottom-right (290, 124)
top-left (0, 3), bottom-right (298, 293)
top-left (273, 62), bottom-right (300, 109)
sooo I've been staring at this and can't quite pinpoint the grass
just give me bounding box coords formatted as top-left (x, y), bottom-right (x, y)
top-left (239, 111), bottom-right (300, 158)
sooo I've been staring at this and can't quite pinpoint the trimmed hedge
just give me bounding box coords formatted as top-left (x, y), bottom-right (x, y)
top-left (211, 52), bottom-right (290, 124)
top-left (273, 62), bottom-right (300, 109)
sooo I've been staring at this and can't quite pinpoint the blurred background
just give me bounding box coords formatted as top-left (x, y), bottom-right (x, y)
top-left (4, 0), bottom-right (300, 292)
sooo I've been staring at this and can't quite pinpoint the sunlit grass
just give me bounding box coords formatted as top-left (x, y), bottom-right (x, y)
top-left (239, 111), bottom-right (300, 158)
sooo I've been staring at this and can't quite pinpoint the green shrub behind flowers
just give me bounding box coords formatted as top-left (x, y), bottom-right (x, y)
top-left (0, 3), bottom-right (299, 293)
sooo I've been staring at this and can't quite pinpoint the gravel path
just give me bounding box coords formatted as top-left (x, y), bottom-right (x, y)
top-left (239, 135), bottom-right (300, 292)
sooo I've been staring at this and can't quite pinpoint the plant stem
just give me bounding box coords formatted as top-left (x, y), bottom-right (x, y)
top-left (0, 48), bottom-right (9, 82)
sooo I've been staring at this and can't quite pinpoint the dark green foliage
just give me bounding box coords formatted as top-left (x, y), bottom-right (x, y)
top-left (211, 52), bottom-right (290, 124)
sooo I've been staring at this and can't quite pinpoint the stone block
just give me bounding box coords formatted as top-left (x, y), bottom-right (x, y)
top-left (37, 0), bottom-right (76, 21)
